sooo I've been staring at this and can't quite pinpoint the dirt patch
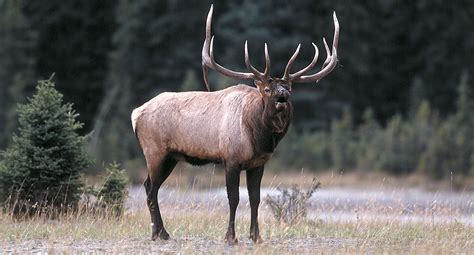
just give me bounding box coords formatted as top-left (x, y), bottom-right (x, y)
top-left (1, 237), bottom-right (359, 253)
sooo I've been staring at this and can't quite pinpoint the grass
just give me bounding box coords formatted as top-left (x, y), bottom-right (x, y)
top-left (1, 206), bottom-right (473, 253)
top-left (2, 170), bottom-right (473, 253)
top-left (126, 163), bottom-right (474, 192)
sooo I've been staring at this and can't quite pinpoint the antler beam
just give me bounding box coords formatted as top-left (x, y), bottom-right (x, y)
top-left (202, 5), bottom-right (270, 91)
top-left (282, 12), bottom-right (340, 84)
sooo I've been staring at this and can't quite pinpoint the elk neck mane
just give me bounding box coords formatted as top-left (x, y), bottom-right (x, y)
top-left (242, 86), bottom-right (293, 154)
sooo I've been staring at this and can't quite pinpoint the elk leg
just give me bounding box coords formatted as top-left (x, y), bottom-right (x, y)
top-left (224, 166), bottom-right (240, 245)
top-left (246, 166), bottom-right (264, 243)
top-left (144, 155), bottom-right (177, 241)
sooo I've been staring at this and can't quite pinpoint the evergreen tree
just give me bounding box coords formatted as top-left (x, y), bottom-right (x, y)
top-left (0, 0), bottom-right (36, 149)
top-left (411, 1), bottom-right (474, 115)
top-left (0, 77), bottom-right (91, 215)
top-left (419, 73), bottom-right (473, 179)
top-left (329, 109), bottom-right (356, 170)
top-left (22, 0), bottom-right (117, 131)
top-left (96, 162), bottom-right (128, 217)
top-left (375, 114), bottom-right (410, 174)
top-left (272, 128), bottom-right (332, 171)
top-left (180, 69), bottom-right (200, 92)
top-left (356, 108), bottom-right (382, 171)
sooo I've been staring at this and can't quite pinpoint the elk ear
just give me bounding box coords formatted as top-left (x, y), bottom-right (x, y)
top-left (254, 80), bottom-right (263, 88)
top-left (254, 80), bottom-right (266, 96)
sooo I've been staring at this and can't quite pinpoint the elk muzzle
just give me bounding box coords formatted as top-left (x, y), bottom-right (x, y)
top-left (275, 86), bottom-right (290, 112)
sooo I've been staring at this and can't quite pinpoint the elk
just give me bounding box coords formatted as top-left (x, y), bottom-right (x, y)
top-left (132, 5), bottom-right (339, 245)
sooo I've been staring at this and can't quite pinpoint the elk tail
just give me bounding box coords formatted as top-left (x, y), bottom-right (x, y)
top-left (131, 108), bottom-right (140, 134)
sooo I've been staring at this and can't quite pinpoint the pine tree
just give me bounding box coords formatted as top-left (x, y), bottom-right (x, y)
top-left (0, 0), bottom-right (36, 149)
top-left (376, 114), bottom-right (410, 174)
top-left (22, 0), bottom-right (117, 131)
top-left (180, 70), bottom-right (200, 92)
top-left (96, 162), bottom-right (128, 217)
top-left (356, 108), bottom-right (382, 171)
top-left (0, 76), bottom-right (91, 215)
top-left (329, 109), bottom-right (356, 170)
top-left (419, 73), bottom-right (473, 179)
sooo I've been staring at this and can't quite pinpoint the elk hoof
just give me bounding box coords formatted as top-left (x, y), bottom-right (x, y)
top-left (225, 237), bottom-right (238, 246)
top-left (250, 235), bottom-right (263, 244)
top-left (151, 230), bottom-right (170, 241)
top-left (225, 231), bottom-right (238, 245)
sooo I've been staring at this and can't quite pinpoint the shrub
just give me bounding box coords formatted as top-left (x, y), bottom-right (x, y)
top-left (95, 162), bottom-right (128, 217)
top-left (356, 108), bottom-right (383, 171)
top-left (419, 73), bottom-right (473, 179)
top-left (273, 129), bottom-right (331, 171)
top-left (0, 76), bottom-right (91, 216)
top-left (265, 178), bottom-right (320, 225)
top-left (330, 109), bottom-right (356, 170)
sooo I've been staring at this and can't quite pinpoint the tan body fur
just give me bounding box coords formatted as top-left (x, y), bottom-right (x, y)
top-left (132, 84), bottom-right (291, 172)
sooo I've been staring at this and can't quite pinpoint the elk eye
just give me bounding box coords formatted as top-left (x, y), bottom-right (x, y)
top-left (264, 87), bottom-right (270, 93)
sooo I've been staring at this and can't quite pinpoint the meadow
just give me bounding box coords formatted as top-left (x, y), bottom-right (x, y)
top-left (1, 170), bottom-right (473, 254)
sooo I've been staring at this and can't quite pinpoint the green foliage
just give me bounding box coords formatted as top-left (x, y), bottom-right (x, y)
top-left (374, 113), bottom-right (423, 175)
top-left (1, 0), bottom-right (473, 179)
top-left (96, 162), bottom-right (128, 217)
top-left (0, 77), bottom-right (91, 215)
top-left (22, 0), bottom-right (117, 131)
top-left (355, 108), bottom-right (382, 171)
top-left (0, 0), bottom-right (36, 149)
top-left (271, 128), bottom-right (331, 171)
top-left (419, 74), bottom-right (473, 179)
top-left (180, 69), bottom-right (200, 92)
top-left (329, 109), bottom-right (356, 170)
top-left (272, 75), bottom-right (473, 180)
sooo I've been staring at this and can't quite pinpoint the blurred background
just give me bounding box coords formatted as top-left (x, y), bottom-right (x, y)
top-left (0, 0), bottom-right (473, 186)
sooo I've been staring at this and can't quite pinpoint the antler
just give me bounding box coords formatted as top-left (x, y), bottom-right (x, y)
top-left (282, 12), bottom-right (340, 84)
top-left (202, 5), bottom-right (270, 91)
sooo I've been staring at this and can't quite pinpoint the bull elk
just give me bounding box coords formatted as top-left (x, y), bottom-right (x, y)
top-left (132, 5), bottom-right (339, 244)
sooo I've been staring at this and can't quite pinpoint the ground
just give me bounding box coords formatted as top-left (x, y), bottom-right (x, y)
top-left (1, 170), bottom-right (473, 253)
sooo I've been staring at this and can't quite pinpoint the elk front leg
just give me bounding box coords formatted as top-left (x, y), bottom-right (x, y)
top-left (144, 155), bottom-right (177, 241)
top-left (246, 166), bottom-right (264, 243)
top-left (224, 166), bottom-right (240, 245)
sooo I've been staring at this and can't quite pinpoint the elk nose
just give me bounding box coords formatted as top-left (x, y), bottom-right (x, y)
top-left (279, 88), bottom-right (290, 100)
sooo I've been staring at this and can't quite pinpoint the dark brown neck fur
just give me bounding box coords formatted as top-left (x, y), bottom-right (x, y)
top-left (244, 97), bottom-right (293, 154)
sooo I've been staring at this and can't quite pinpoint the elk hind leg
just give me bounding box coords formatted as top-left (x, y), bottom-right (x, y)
top-left (144, 154), bottom-right (177, 241)
top-left (246, 166), bottom-right (264, 243)
top-left (224, 164), bottom-right (241, 245)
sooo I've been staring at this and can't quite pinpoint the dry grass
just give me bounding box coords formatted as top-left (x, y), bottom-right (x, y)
top-left (130, 164), bottom-right (474, 192)
top-left (2, 169), bottom-right (473, 253)
top-left (1, 205), bottom-right (472, 253)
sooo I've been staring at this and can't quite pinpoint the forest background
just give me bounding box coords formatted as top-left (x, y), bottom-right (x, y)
top-left (1, 0), bottom-right (473, 183)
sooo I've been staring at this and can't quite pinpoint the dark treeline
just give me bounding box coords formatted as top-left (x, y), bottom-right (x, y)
top-left (0, 0), bottom-right (473, 178)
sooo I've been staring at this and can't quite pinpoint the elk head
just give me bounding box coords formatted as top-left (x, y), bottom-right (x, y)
top-left (202, 5), bottom-right (340, 112)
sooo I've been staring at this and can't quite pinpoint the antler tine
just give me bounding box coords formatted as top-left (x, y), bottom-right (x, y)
top-left (282, 44), bottom-right (301, 81)
top-left (201, 5), bottom-right (214, 91)
top-left (264, 43), bottom-right (270, 77)
top-left (291, 11), bottom-right (340, 84)
top-left (286, 43), bottom-right (320, 80)
top-left (244, 41), bottom-right (268, 80)
top-left (201, 5), bottom-right (256, 90)
top-left (322, 37), bottom-right (331, 68)
top-left (209, 36), bottom-right (216, 62)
